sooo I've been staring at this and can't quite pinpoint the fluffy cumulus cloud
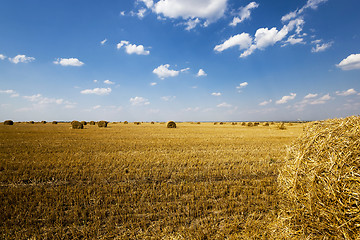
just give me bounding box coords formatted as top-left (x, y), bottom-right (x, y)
top-left (309, 93), bottom-right (331, 105)
top-left (0, 89), bottom-right (19, 97)
top-left (80, 88), bottom-right (112, 95)
top-left (53, 58), bottom-right (84, 66)
top-left (153, 64), bottom-right (180, 79)
top-left (130, 96), bottom-right (150, 106)
top-left (197, 69), bottom-right (207, 77)
top-left (311, 41), bottom-right (333, 53)
top-left (137, 0), bottom-right (227, 29)
top-left (150, 82), bottom-right (157, 86)
top-left (336, 54), bottom-right (360, 71)
top-left (336, 88), bottom-right (357, 96)
top-left (214, 33), bottom-right (252, 52)
top-left (117, 40), bottom-right (150, 55)
top-left (236, 82), bottom-right (248, 92)
top-left (211, 92), bottom-right (221, 96)
top-left (9, 54), bottom-right (35, 64)
top-left (217, 102), bottom-right (232, 108)
top-left (104, 80), bottom-right (115, 85)
top-left (276, 93), bottom-right (296, 104)
top-left (304, 93), bottom-right (318, 99)
top-left (101, 39), bottom-right (107, 45)
top-left (281, 0), bottom-right (328, 22)
top-left (216, 17), bottom-right (305, 57)
top-left (230, 2), bottom-right (259, 27)
top-left (0, 54), bottom-right (6, 60)
top-left (259, 99), bottom-right (272, 106)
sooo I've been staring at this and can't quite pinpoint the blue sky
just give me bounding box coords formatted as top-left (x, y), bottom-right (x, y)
top-left (0, 0), bottom-right (359, 122)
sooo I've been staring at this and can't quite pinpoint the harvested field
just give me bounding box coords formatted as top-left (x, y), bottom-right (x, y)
top-left (0, 122), bottom-right (305, 239)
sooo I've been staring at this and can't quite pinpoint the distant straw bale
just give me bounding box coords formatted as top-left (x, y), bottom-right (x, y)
top-left (151, 121), bottom-right (155, 124)
top-left (124, 121), bottom-right (128, 124)
top-left (134, 122), bottom-right (141, 125)
top-left (89, 121), bottom-right (95, 125)
top-left (241, 122), bottom-right (246, 126)
top-left (98, 121), bottom-right (108, 128)
top-left (278, 122), bottom-right (286, 130)
top-left (274, 116), bottom-right (360, 239)
top-left (219, 122), bottom-right (224, 125)
top-left (254, 122), bottom-right (260, 126)
top-left (232, 122), bottom-right (237, 125)
top-left (81, 121), bottom-right (87, 126)
top-left (4, 120), bottom-right (14, 125)
top-left (197, 122), bottom-right (201, 124)
top-left (247, 122), bottom-right (253, 127)
top-left (71, 121), bottom-right (83, 129)
top-left (29, 121), bottom-right (35, 124)
top-left (41, 121), bottom-right (47, 124)
top-left (166, 121), bottom-right (176, 128)
top-left (214, 122), bottom-right (218, 125)
top-left (52, 121), bottom-right (58, 124)
top-left (263, 122), bottom-right (269, 126)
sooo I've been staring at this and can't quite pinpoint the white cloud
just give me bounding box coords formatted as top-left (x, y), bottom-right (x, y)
top-left (185, 18), bottom-right (201, 31)
top-left (197, 69), bottom-right (207, 77)
top-left (236, 82), bottom-right (248, 91)
top-left (104, 80), bottom-right (115, 85)
top-left (214, 33), bottom-right (252, 52)
top-left (259, 99), bottom-right (272, 106)
top-left (53, 58), bottom-right (84, 67)
top-left (281, 0), bottom-right (328, 22)
top-left (311, 41), bottom-right (333, 53)
top-left (241, 19), bottom-right (304, 57)
top-left (284, 35), bottom-right (305, 45)
top-left (217, 102), bottom-right (232, 108)
top-left (304, 93), bottom-right (318, 99)
top-left (276, 93), bottom-right (296, 104)
top-left (139, 0), bottom-right (154, 8)
top-left (336, 88), bottom-right (357, 96)
top-left (137, 8), bottom-right (147, 18)
top-left (184, 107), bottom-right (200, 112)
top-left (153, 64), bottom-right (179, 79)
top-left (93, 80), bottom-right (98, 83)
top-left (0, 89), bottom-right (19, 97)
top-left (181, 67), bottom-right (190, 72)
top-left (336, 54), bottom-right (360, 71)
top-left (80, 88), bottom-right (112, 95)
top-left (120, 11), bottom-right (125, 16)
top-left (230, 2), bottom-right (259, 27)
top-left (150, 82), bottom-right (157, 86)
top-left (101, 39), bottom-right (107, 45)
top-left (309, 93), bottom-right (331, 104)
top-left (152, 0), bottom-right (227, 26)
top-left (211, 92), bottom-right (221, 96)
top-left (117, 40), bottom-right (150, 55)
top-left (130, 96), bottom-right (150, 106)
top-left (0, 54), bottom-right (6, 60)
top-left (23, 94), bottom-right (66, 105)
top-left (9, 55), bottom-right (35, 64)
top-left (161, 96), bottom-right (176, 101)
top-left (93, 105), bottom-right (101, 110)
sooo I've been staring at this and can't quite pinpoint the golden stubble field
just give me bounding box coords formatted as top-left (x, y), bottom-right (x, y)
top-left (0, 122), bottom-right (303, 239)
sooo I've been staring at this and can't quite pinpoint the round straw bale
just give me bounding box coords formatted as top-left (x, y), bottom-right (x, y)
top-left (98, 121), bottom-right (108, 127)
top-left (89, 121), bottom-right (95, 125)
top-left (278, 122), bottom-right (286, 130)
top-left (166, 121), bottom-right (176, 128)
top-left (29, 121), bottom-right (35, 124)
top-left (4, 120), bottom-right (14, 125)
top-left (41, 121), bottom-right (47, 124)
top-left (263, 122), bottom-right (269, 126)
top-left (241, 122), bottom-right (246, 126)
top-left (219, 122), bottom-right (224, 125)
top-left (71, 121), bottom-right (83, 129)
top-left (151, 121), bottom-right (155, 124)
top-left (52, 121), bottom-right (58, 124)
top-left (134, 122), bottom-right (141, 125)
top-left (275, 116), bottom-right (360, 239)
top-left (81, 121), bottom-right (87, 126)
top-left (214, 122), bottom-right (218, 125)
top-left (247, 122), bottom-right (253, 127)
top-left (254, 122), bottom-right (259, 126)
top-left (124, 121), bottom-right (128, 124)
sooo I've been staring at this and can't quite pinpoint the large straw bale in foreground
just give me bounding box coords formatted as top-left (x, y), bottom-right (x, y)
top-left (71, 121), bottom-right (83, 129)
top-left (98, 121), bottom-right (108, 128)
top-left (275, 116), bottom-right (360, 239)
